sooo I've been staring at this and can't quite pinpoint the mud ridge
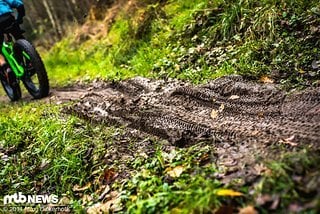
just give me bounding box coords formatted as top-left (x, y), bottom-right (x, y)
top-left (62, 76), bottom-right (319, 145)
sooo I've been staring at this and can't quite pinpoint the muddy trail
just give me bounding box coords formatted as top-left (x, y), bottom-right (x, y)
top-left (62, 75), bottom-right (320, 145)
top-left (2, 75), bottom-right (319, 184)
top-left (46, 75), bottom-right (318, 183)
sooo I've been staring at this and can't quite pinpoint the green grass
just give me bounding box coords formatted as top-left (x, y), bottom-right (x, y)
top-left (122, 144), bottom-right (225, 213)
top-left (42, 0), bottom-right (227, 86)
top-left (0, 103), bottom-right (112, 208)
top-left (42, 0), bottom-right (319, 87)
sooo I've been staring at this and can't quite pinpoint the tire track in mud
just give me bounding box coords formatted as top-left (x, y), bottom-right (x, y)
top-left (57, 76), bottom-right (320, 182)
top-left (63, 76), bottom-right (319, 145)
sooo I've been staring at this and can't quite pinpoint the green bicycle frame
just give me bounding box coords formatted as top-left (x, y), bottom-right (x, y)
top-left (1, 41), bottom-right (30, 78)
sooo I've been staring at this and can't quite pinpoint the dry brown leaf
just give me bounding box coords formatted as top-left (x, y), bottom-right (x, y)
top-left (210, 109), bottom-right (219, 119)
top-left (98, 185), bottom-right (111, 201)
top-left (166, 165), bottom-right (185, 178)
top-left (254, 163), bottom-right (268, 175)
top-left (260, 76), bottom-right (274, 83)
top-left (256, 194), bottom-right (280, 209)
top-left (104, 168), bottom-right (118, 184)
top-left (279, 135), bottom-right (298, 146)
top-left (270, 195), bottom-right (280, 210)
top-left (73, 182), bottom-right (92, 192)
top-left (229, 95), bottom-right (240, 100)
top-left (87, 192), bottom-right (122, 214)
top-left (239, 206), bottom-right (258, 214)
top-left (82, 194), bottom-right (93, 205)
top-left (211, 104), bottom-right (225, 119)
top-left (58, 196), bottom-right (71, 205)
top-left (219, 104), bottom-right (225, 112)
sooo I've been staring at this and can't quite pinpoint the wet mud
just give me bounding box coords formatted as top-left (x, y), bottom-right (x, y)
top-left (58, 76), bottom-right (320, 183)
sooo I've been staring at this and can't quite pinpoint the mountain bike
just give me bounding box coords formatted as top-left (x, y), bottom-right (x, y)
top-left (0, 22), bottom-right (49, 101)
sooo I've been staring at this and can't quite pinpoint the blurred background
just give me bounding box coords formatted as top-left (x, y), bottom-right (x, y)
top-left (23, 0), bottom-right (114, 42)
top-left (21, 0), bottom-right (319, 87)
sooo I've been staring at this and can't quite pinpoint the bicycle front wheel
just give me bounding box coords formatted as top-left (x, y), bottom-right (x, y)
top-left (14, 39), bottom-right (49, 99)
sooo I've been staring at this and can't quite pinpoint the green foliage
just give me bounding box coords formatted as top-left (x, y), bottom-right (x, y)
top-left (159, 0), bottom-right (319, 84)
top-left (0, 103), bottom-right (109, 198)
top-left (253, 150), bottom-right (320, 211)
top-left (43, 0), bottom-right (319, 87)
top-left (121, 144), bottom-right (228, 213)
top-left (42, 0), bottom-right (218, 86)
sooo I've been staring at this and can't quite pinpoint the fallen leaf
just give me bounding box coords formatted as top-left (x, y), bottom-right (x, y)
top-left (215, 189), bottom-right (243, 197)
top-left (229, 95), bottom-right (240, 100)
top-left (239, 206), bottom-right (258, 214)
top-left (87, 192), bottom-right (122, 214)
top-left (254, 163), bottom-right (268, 175)
top-left (211, 104), bottom-right (225, 119)
top-left (211, 109), bottom-right (219, 119)
top-left (103, 168), bottom-right (118, 184)
top-left (73, 182), bottom-right (92, 192)
top-left (256, 194), bottom-right (272, 206)
top-left (82, 194), bottom-right (93, 205)
top-left (256, 194), bottom-right (280, 209)
top-left (219, 104), bottom-right (225, 112)
top-left (98, 185), bottom-right (111, 201)
top-left (58, 196), bottom-right (71, 205)
top-left (279, 135), bottom-right (298, 146)
top-left (270, 195), bottom-right (280, 210)
top-left (260, 76), bottom-right (274, 83)
top-left (166, 165), bottom-right (185, 178)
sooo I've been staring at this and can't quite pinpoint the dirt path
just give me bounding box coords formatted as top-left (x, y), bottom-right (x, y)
top-left (61, 76), bottom-right (319, 145)
top-left (1, 76), bottom-right (319, 183)
top-left (51, 76), bottom-right (319, 183)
